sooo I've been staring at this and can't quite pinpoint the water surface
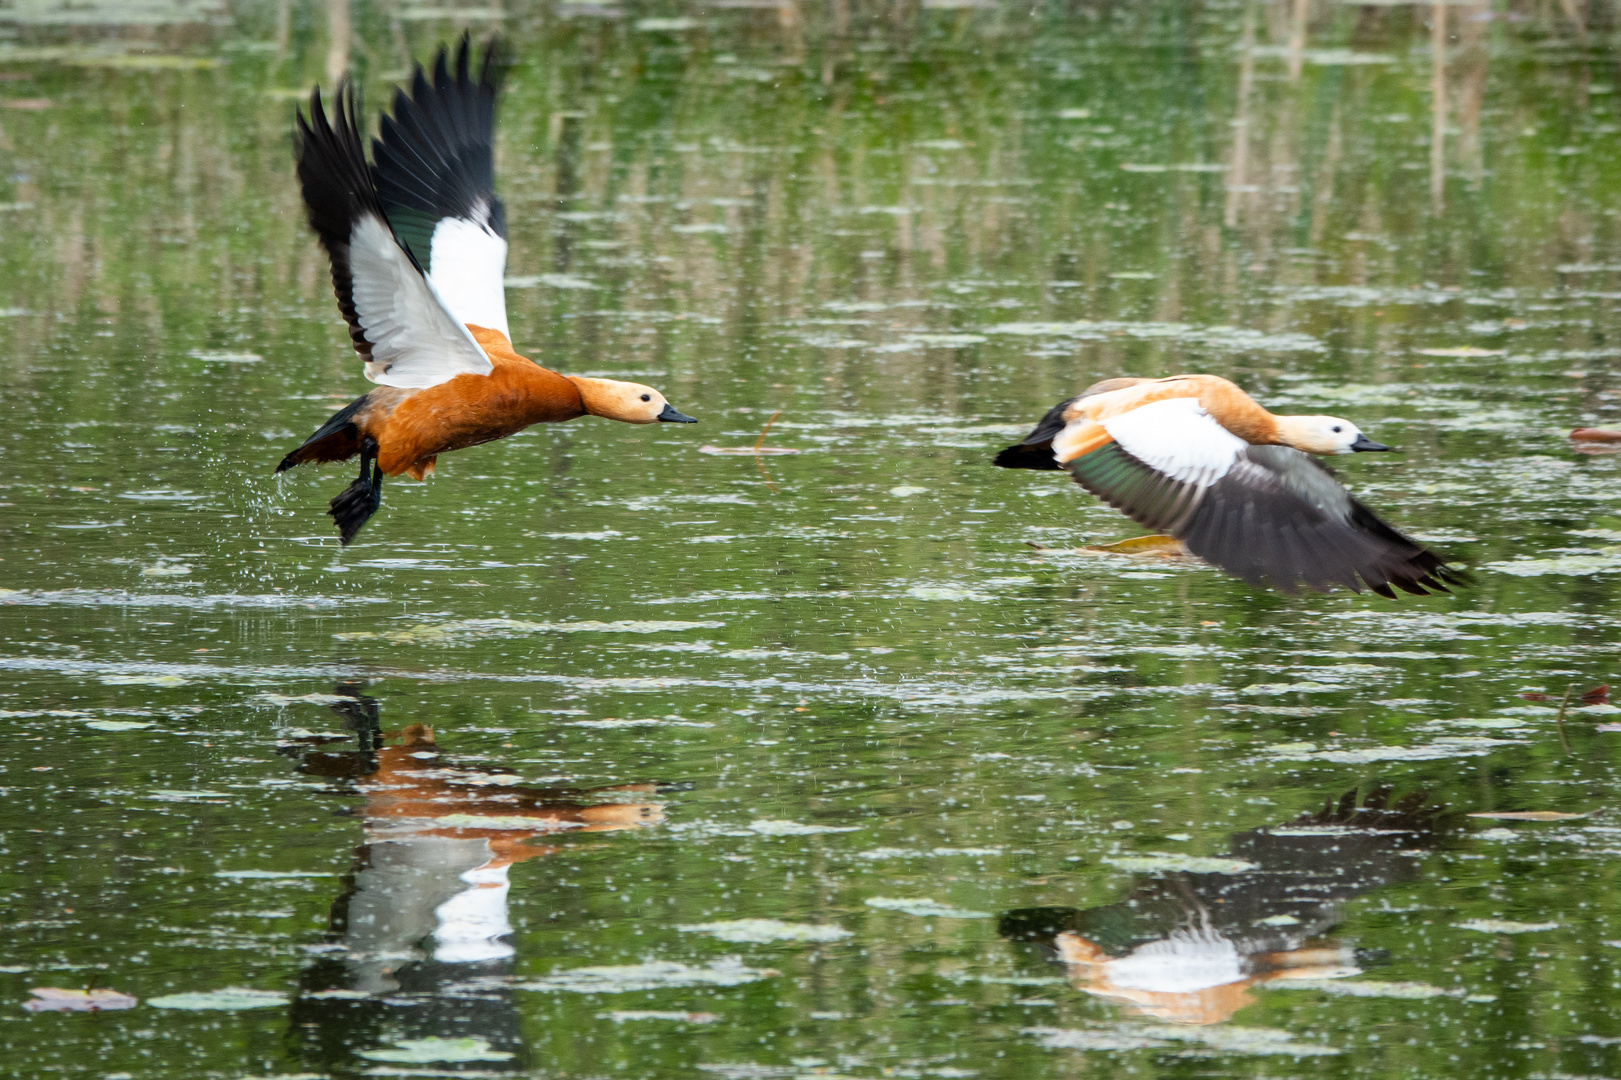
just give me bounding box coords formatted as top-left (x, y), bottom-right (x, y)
top-left (4, 2), bottom-right (1621, 1077)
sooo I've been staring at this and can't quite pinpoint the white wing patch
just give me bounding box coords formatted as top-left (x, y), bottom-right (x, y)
top-left (347, 214), bottom-right (494, 389)
top-left (427, 202), bottom-right (510, 341)
top-left (1103, 397), bottom-right (1246, 487)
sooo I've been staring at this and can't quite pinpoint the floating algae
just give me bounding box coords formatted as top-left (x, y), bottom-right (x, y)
top-left (1026, 1025), bottom-right (1339, 1057)
top-left (676, 920), bottom-right (852, 943)
top-left (865, 897), bottom-right (993, 919)
top-left (517, 959), bottom-right (778, 993)
top-left (1456, 919), bottom-right (1561, 934)
top-left (148, 988), bottom-right (287, 1011)
top-left (1101, 854), bottom-right (1259, 874)
top-left (358, 1037), bottom-right (514, 1063)
top-left (748, 819), bottom-right (862, 836)
top-left (334, 618), bottom-right (724, 643)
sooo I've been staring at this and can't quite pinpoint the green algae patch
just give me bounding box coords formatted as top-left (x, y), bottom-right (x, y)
top-left (334, 618), bottom-right (723, 643)
top-left (148, 988), bottom-right (286, 1011)
top-left (677, 919), bottom-right (852, 943)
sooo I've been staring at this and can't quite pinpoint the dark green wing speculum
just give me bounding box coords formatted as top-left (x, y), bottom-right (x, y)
top-left (1068, 442), bottom-right (1458, 598)
top-left (1065, 439), bottom-right (1206, 535)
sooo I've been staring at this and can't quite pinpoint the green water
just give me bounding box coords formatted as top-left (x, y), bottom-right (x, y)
top-left (5, 1), bottom-right (1621, 1076)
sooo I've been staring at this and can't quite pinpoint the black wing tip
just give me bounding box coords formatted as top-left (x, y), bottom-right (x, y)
top-left (1263, 551), bottom-right (1463, 598)
top-left (370, 33), bottom-right (507, 246)
top-left (1357, 544), bottom-right (1469, 598)
top-left (410, 32), bottom-right (507, 107)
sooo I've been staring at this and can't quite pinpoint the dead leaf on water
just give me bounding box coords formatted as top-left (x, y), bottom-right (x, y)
top-left (1467, 811), bottom-right (1592, 821)
top-left (23, 988), bottom-right (137, 1012)
top-left (1571, 428), bottom-right (1621, 443)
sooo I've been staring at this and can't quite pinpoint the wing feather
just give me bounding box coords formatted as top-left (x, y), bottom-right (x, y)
top-left (295, 83), bottom-right (493, 390)
top-left (346, 215), bottom-right (495, 387)
top-left (1064, 407), bottom-right (1456, 595)
top-left (370, 36), bottom-right (510, 340)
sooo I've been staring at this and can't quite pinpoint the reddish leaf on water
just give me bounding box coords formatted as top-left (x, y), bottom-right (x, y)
top-left (23, 988), bottom-right (138, 1012)
top-left (1519, 684), bottom-right (1609, 704)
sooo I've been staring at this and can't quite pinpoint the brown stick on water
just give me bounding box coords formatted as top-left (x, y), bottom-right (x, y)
top-left (754, 411), bottom-right (783, 453)
top-left (1554, 683), bottom-right (1575, 754)
top-left (755, 411), bottom-right (783, 492)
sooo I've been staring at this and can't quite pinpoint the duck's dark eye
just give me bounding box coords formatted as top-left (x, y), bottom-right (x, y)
top-left (640, 394), bottom-right (651, 402)
top-left (1331, 425), bottom-right (1342, 433)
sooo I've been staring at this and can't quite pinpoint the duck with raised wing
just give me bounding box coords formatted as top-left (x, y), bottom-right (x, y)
top-left (993, 374), bottom-right (1458, 597)
top-left (276, 38), bottom-right (696, 544)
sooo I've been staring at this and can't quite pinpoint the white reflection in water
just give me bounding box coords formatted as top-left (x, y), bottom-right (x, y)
top-left (281, 684), bottom-right (665, 1070)
top-left (1002, 787), bottom-right (1442, 1026)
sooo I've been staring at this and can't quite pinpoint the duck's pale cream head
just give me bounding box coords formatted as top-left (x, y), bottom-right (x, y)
top-left (1274, 415), bottom-right (1390, 456)
top-left (568, 376), bottom-right (697, 425)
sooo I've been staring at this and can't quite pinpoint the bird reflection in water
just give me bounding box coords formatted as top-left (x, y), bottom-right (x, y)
top-left (279, 682), bottom-right (668, 1072)
top-left (1000, 787), bottom-right (1446, 1026)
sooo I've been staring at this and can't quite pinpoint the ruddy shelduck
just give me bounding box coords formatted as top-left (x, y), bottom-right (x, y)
top-left (994, 375), bottom-right (1457, 596)
top-left (276, 38), bottom-right (696, 543)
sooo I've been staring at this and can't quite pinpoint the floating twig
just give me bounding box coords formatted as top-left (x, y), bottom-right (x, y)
top-left (697, 411), bottom-right (800, 456)
top-left (755, 410), bottom-right (781, 452)
top-left (1554, 683), bottom-right (1574, 754)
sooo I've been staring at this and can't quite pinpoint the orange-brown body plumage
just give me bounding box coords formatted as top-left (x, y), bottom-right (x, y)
top-left (369, 326), bottom-right (585, 477)
top-left (1062, 375), bottom-right (1280, 444)
top-left (277, 328), bottom-right (589, 481)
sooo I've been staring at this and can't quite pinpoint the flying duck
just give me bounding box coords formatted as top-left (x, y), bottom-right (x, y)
top-left (276, 38), bottom-right (696, 544)
top-left (994, 375), bottom-right (1457, 597)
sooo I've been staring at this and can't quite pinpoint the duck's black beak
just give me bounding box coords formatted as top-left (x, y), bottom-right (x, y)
top-left (1350, 434), bottom-right (1392, 452)
top-left (657, 404), bottom-right (697, 423)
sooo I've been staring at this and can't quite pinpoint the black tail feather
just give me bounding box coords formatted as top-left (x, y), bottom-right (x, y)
top-left (329, 462), bottom-right (383, 545)
top-left (992, 443), bottom-right (1066, 470)
top-left (276, 393), bottom-right (370, 473)
top-left (993, 396), bottom-right (1077, 471)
